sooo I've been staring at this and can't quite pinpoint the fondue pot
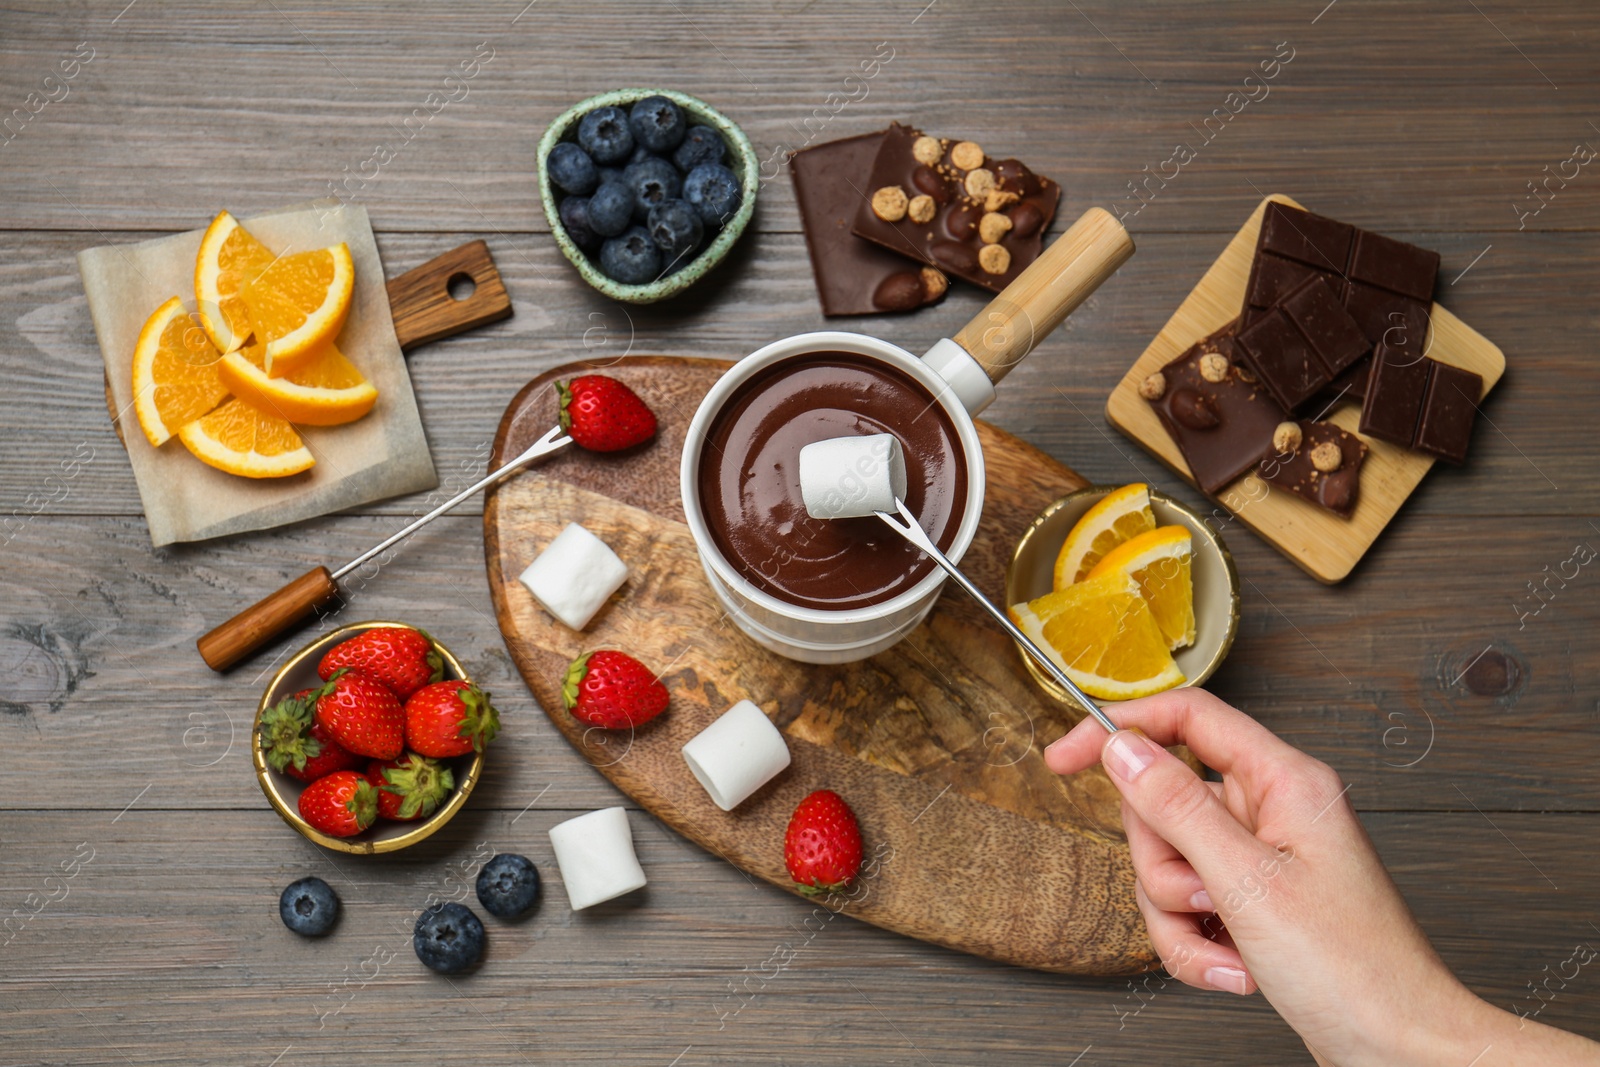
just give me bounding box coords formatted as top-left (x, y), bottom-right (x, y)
top-left (680, 207), bottom-right (1135, 663)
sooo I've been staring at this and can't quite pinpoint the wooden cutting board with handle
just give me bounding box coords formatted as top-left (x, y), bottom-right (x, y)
top-left (484, 355), bottom-right (1162, 976)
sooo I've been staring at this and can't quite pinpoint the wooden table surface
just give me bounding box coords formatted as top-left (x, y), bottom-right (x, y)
top-left (3, 2), bottom-right (1597, 1062)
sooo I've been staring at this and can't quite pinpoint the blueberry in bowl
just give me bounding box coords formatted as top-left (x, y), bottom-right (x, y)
top-left (538, 89), bottom-right (758, 303)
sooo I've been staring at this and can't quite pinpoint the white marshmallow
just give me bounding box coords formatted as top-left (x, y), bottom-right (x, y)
top-left (681, 700), bottom-right (792, 811)
top-left (547, 807), bottom-right (648, 910)
top-left (519, 522), bottom-right (628, 631)
top-left (798, 433), bottom-right (907, 520)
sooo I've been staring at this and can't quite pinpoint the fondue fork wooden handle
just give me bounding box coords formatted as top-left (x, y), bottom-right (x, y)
top-left (197, 566), bottom-right (341, 672)
top-left (952, 207), bottom-right (1135, 385)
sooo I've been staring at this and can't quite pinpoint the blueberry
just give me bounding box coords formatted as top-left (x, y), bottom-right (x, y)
top-left (599, 226), bottom-right (663, 284)
top-left (587, 181), bottom-right (634, 237)
top-left (546, 142), bottom-right (598, 196)
top-left (413, 902), bottom-right (485, 974)
top-left (621, 157), bottom-right (682, 222)
top-left (279, 876), bottom-right (339, 937)
top-left (683, 163), bottom-right (743, 228)
top-left (576, 106), bottom-right (634, 165)
top-left (628, 95), bottom-right (686, 153)
top-left (559, 196), bottom-right (601, 252)
top-left (647, 198), bottom-right (705, 268)
top-left (598, 165), bottom-right (624, 187)
top-left (673, 125), bottom-right (726, 173)
top-left (475, 853), bottom-right (541, 919)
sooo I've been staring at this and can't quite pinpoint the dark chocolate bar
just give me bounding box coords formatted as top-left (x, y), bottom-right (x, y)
top-left (1414, 362), bottom-right (1483, 464)
top-left (1235, 307), bottom-right (1330, 412)
top-left (1357, 341), bottom-right (1431, 446)
top-left (1258, 420), bottom-right (1367, 519)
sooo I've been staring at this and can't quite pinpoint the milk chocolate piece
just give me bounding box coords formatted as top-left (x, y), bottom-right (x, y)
top-left (852, 122), bottom-right (1060, 293)
top-left (1358, 341), bottom-right (1431, 445)
top-left (1281, 276), bottom-right (1370, 376)
top-left (789, 130), bottom-right (947, 316)
top-left (1259, 420), bottom-right (1367, 519)
top-left (1414, 362), bottom-right (1483, 464)
top-left (1145, 324), bottom-right (1287, 495)
top-left (1235, 309), bottom-right (1330, 412)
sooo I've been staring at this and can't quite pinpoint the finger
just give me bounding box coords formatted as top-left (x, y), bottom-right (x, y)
top-left (1124, 803), bottom-right (1209, 913)
top-left (1135, 882), bottom-right (1256, 996)
top-left (1042, 711), bottom-right (1116, 775)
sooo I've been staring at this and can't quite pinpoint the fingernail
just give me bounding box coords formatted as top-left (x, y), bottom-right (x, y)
top-left (1189, 889), bottom-right (1214, 912)
top-left (1204, 966), bottom-right (1251, 995)
top-left (1104, 730), bottom-right (1156, 782)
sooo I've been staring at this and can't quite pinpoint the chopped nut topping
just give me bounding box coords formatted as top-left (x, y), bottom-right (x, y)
top-left (1198, 352), bottom-right (1230, 383)
top-left (907, 194), bottom-right (936, 224)
top-left (1272, 421), bottom-right (1303, 454)
top-left (977, 242), bottom-right (1010, 275)
top-left (950, 141), bottom-right (985, 171)
top-left (1310, 440), bottom-right (1343, 473)
top-left (963, 168), bottom-right (997, 199)
top-left (912, 136), bottom-right (944, 166)
top-left (919, 267), bottom-right (949, 300)
top-left (871, 186), bottom-right (909, 222)
top-left (985, 188), bottom-right (1020, 212)
top-left (1138, 372), bottom-right (1167, 400)
top-left (978, 211), bottom-right (1013, 245)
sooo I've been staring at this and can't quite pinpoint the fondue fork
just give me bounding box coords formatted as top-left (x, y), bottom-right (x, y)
top-left (875, 498), bottom-right (1118, 733)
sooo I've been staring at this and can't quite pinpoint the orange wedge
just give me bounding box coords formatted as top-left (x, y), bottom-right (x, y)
top-left (1009, 571), bottom-right (1185, 701)
top-left (1053, 483), bottom-right (1157, 589)
top-left (177, 397), bottom-right (315, 478)
top-left (131, 296), bottom-right (229, 448)
top-left (1087, 525), bottom-right (1196, 651)
top-left (217, 342), bottom-right (378, 426)
top-left (241, 242), bottom-right (355, 375)
top-left (195, 210), bottom-right (277, 353)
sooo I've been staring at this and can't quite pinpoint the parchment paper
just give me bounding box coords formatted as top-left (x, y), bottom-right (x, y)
top-left (79, 201), bottom-right (438, 547)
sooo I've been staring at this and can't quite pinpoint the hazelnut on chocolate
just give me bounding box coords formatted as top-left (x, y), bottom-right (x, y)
top-left (1170, 387), bottom-right (1221, 430)
top-left (871, 186), bottom-right (909, 222)
top-left (1199, 352), bottom-right (1230, 383)
top-left (912, 135), bottom-right (944, 166)
top-left (1008, 201), bottom-right (1043, 238)
top-left (1139, 372), bottom-right (1167, 400)
top-left (985, 188), bottom-right (1020, 212)
top-left (919, 267), bottom-right (949, 300)
top-left (977, 243), bottom-right (1010, 275)
top-left (950, 140), bottom-right (985, 171)
top-left (1272, 421), bottom-right (1303, 454)
top-left (963, 168), bottom-right (997, 199)
top-left (871, 271), bottom-right (927, 312)
top-left (907, 194), bottom-right (936, 224)
top-left (1310, 441), bottom-right (1343, 473)
top-left (978, 211), bottom-right (1013, 245)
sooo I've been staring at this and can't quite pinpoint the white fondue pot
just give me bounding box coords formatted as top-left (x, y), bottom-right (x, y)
top-left (680, 208), bottom-right (1135, 663)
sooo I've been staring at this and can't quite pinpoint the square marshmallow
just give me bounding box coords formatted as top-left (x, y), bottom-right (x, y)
top-left (547, 807), bottom-right (648, 910)
top-left (519, 522), bottom-right (628, 631)
top-left (681, 699), bottom-right (791, 811)
top-left (798, 433), bottom-right (907, 520)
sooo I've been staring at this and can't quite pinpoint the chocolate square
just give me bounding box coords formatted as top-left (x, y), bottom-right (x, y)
top-left (1248, 254), bottom-right (1345, 309)
top-left (1259, 201), bottom-right (1353, 273)
top-left (851, 122), bottom-right (1061, 294)
top-left (1235, 309), bottom-right (1331, 412)
top-left (1348, 230), bottom-right (1440, 303)
top-left (1281, 276), bottom-right (1370, 376)
top-left (1358, 342), bottom-right (1432, 445)
top-left (1259, 420), bottom-right (1367, 518)
top-left (1144, 324), bottom-right (1287, 495)
top-left (1414, 362), bottom-right (1483, 464)
top-left (1342, 283), bottom-right (1430, 354)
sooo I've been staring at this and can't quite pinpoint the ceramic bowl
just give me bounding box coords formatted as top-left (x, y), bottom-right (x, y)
top-left (1005, 486), bottom-right (1241, 717)
top-left (252, 621), bottom-right (483, 855)
top-left (537, 88), bottom-right (759, 303)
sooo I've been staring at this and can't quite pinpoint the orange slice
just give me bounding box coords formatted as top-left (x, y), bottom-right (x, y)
top-left (1009, 571), bottom-right (1185, 701)
top-left (177, 397), bottom-right (315, 478)
top-left (1087, 525), bottom-right (1196, 651)
top-left (241, 243), bottom-right (355, 375)
top-left (195, 211), bottom-right (277, 353)
top-left (217, 342), bottom-right (378, 426)
top-left (1053, 483), bottom-right (1157, 589)
top-left (131, 296), bottom-right (228, 448)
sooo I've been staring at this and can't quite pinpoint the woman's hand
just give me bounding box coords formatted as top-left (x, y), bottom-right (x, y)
top-left (1044, 687), bottom-right (1598, 1066)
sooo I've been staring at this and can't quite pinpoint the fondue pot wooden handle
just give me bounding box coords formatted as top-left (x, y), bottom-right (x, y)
top-left (952, 207), bottom-right (1135, 385)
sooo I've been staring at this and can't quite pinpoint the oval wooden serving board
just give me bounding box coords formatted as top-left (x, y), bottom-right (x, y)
top-left (484, 356), bottom-right (1154, 976)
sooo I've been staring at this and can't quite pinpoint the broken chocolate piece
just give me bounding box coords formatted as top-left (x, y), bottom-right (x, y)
top-left (1259, 420), bottom-right (1368, 519)
top-left (1358, 341), bottom-right (1432, 446)
top-left (1235, 309), bottom-right (1331, 412)
top-left (1414, 362), bottom-right (1483, 464)
top-left (1348, 230), bottom-right (1439, 304)
top-left (1281, 276), bottom-right (1370, 377)
top-left (1259, 202), bottom-right (1353, 273)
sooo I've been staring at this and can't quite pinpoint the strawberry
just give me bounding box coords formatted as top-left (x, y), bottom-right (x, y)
top-left (562, 650), bottom-right (668, 729)
top-left (367, 754), bottom-right (454, 821)
top-left (298, 770), bottom-right (378, 838)
top-left (558, 375), bottom-right (657, 452)
top-left (404, 680), bottom-right (500, 758)
top-left (317, 627), bottom-right (443, 703)
top-left (260, 686), bottom-right (363, 781)
top-left (784, 789), bottom-right (863, 896)
top-left (314, 669), bottom-right (405, 760)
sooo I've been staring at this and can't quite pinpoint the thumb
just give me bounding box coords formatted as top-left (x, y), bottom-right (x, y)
top-left (1102, 729), bottom-right (1266, 888)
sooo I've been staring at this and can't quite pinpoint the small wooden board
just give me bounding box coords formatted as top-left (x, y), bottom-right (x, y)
top-left (1105, 195), bottom-right (1506, 583)
top-left (484, 357), bottom-right (1158, 976)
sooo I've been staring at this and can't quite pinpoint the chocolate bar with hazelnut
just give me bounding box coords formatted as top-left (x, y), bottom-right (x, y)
top-left (1143, 322), bottom-right (1288, 495)
top-left (850, 122), bottom-right (1061, 294)
top-left (1258, 419), bottom-right (1368, 519)
top-left (789, 130), bottom-right (950, 316)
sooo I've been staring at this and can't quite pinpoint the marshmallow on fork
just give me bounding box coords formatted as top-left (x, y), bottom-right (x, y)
top-left (547, 807), bottom-right (648, 910)
top-left (518, 522), bottom-right (628, 631)
top-left (798, 433), bottom-right (907, 520)
top-left (681, 700), bottom-right (791, 811)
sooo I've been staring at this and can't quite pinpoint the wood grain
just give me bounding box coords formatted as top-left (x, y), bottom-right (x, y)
top-left (385, 239), bottom-right (512, 352)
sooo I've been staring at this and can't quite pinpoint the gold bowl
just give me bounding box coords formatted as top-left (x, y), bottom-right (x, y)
top-left (252, 621), bottom-right (484, 855)
top-left (1004, 486), bottom-right (1241, 718)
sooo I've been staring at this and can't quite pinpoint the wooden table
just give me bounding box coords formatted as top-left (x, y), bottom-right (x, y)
top-left (3, 2), bottom-right (1597, 1062)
